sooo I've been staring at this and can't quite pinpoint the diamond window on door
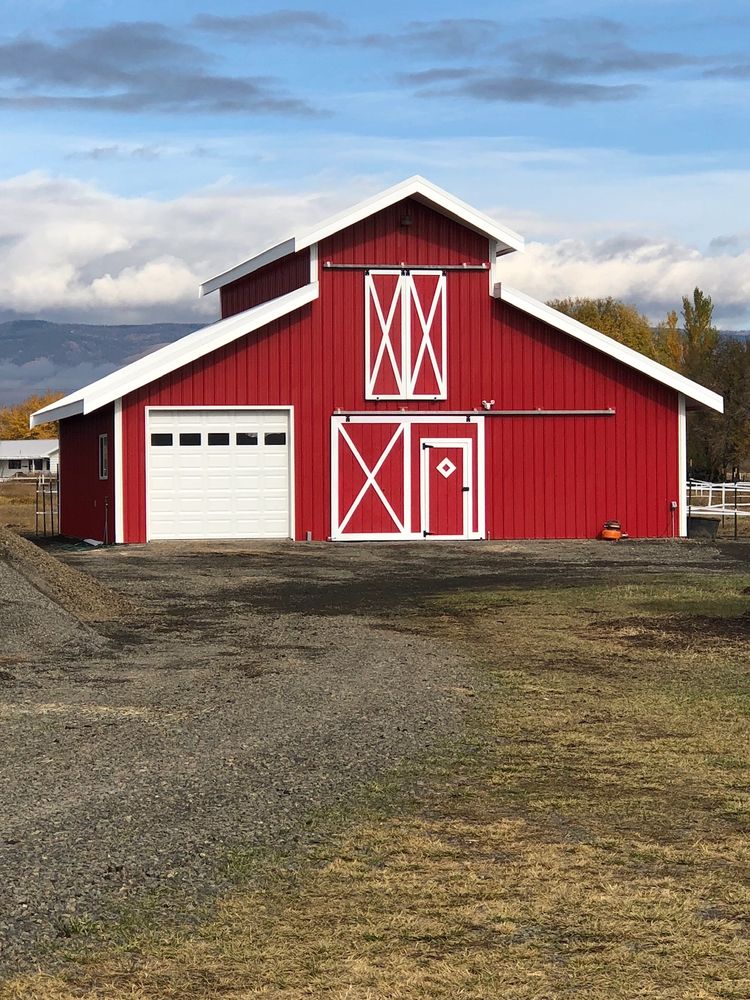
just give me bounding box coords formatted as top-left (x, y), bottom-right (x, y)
top-left (437, 457), bottom-right (456, 478)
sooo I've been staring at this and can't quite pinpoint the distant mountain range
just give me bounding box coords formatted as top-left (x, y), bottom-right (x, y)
top-left (1, 318), bottom-right (748, 406)
top-left (0, 318), bottom-right (201, 369)
top-left (0, 319), bottom-right (201, 404)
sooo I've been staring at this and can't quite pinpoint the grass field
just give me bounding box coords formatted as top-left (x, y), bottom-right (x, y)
top-left (0, 480), bottom-right (37, 533)
top-left (4, 566), bottom-right (750, 999)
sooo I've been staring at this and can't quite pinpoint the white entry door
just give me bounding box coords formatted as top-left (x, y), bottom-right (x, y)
top-left (147, 408), bottom-right (291, 540)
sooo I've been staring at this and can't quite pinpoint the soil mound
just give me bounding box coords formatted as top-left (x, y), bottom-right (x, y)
top-left (0, 527), bottom-right (134, 622)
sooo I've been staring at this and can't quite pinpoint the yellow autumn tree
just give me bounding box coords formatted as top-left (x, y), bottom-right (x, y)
top-left (655, 310), bottom-right (684, 371)
top-left (0, 392), bottom-right (63, 439)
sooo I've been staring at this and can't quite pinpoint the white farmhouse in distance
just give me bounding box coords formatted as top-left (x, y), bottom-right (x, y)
top-left (0, 439), bottom-right (59, 480)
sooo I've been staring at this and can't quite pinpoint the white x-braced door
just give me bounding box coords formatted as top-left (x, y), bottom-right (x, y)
top-left (365, 270), bottom-right (447, 400)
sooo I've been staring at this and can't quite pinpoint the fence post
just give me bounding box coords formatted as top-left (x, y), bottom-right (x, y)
top-left (735, 482), bottom-right (739, 540)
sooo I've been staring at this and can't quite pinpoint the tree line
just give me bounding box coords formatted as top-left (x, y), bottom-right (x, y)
top-left (550, 290), bottom-right (750, 481)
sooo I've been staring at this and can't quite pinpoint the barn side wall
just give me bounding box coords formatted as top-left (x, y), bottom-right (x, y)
top-left (220, 249), bottom-right (311, 319)
top-left (58, 404), bottom-right (115, 542)
top-left (118, 201), bottom-right (680, 542)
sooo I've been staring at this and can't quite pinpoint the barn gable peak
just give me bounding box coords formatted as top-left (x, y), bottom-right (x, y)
top-left (199, 176), bottom-right (525, 297)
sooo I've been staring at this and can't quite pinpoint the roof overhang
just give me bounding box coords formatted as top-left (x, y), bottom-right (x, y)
top-left (200, 175), bottom-right (524, 297)
top-left (496, 283), bottom-right (724, 413)
top-left (30, 283), bottom-right (319, 428)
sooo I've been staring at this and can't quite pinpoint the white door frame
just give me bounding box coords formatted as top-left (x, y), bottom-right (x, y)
top-left (330, 414), bottom-right (485, 541)
top-left (364, 270), bottom-right (448, 401)
top-left (144, 405), bottom-right (295, 542)
top-left (419, 437), bottom-right (472, 539)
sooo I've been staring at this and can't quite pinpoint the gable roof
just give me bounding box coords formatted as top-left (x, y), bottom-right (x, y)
top-left (199, 175), bottom-right (525, 297)
top-left (30, 178), bottom-right (722, 427)
top-left (30, 283), bottom-right (318, 427)
top-left (496, 283), bottom-right (723, 412)
top-left (0, 439), bottom-right (58, 459)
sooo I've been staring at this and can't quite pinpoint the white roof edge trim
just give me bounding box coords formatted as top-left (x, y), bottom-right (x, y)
top-left (30, 283), bottom-right (319, 428)
top-left (200, 175), bottom-right (525, 296)
top-left (30, 400), bottom-right (86, 427)
top-left (497, 284), bottom-right (723, 413)
top-left (200, 238), bottom-right (295, 297)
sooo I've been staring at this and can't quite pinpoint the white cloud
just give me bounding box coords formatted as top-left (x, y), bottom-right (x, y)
top-left (0, 357), bottom-right (115, 401)
top-left (500, 236), bottom-right (750, 327)
top-left (0, 172), bottom-right (361, 323)
top-left (0, 170), bottom-right (748, 329)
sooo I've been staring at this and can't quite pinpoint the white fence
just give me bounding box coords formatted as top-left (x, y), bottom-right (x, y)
top-left (687, 479), bottom-right (750, 518)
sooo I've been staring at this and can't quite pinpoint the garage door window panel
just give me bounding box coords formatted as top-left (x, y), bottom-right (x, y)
top-left (208, 433), bottom-right (230, 445)
top-left (237, 433), bottom-right (258, 446)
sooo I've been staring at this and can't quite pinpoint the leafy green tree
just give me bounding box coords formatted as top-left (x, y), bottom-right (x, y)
top-left (548, 296), bottom-right (658, 358)
top-left (681, 287), bottom-right (719, 381)
top-left (688, 338), bottom-right (750, 480)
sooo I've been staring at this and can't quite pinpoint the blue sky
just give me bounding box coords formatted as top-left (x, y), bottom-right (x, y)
top-left (0, 0), bottom-right (749, 329)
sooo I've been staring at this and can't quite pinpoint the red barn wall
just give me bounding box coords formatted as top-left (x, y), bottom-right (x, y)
top-left (59, 404), bottom-right (115, 542)
top-left (220, 249), bottom-right (310, 319)
top-left (112, 199), bottom-right (680, 542)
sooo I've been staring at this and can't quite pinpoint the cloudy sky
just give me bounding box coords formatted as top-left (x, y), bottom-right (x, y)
top-left (1, 0), bottom-right (749, 329)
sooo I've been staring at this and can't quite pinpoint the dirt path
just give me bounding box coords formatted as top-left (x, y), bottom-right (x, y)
top-left (0, 538), bottom-right (746, 973)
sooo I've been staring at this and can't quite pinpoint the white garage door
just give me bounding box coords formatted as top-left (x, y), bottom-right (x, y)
top-left (147, 409), bottom-right (291, 540)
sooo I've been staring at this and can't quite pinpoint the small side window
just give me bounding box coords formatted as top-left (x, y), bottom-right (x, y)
top-left (264, 432), bottom-right (286, 446)
top-left (99, 433), bottom-right (109, 480)
top-left (179, 433), bottom-right (201, 446)
top-left (8, 459), bottom-right (21, 470)
top-left (236, 433), bottom-right (258, 446)
top-left (208, 433), bottom-right (230, 446)
top-left (151, 433), bottom-right (173, 446)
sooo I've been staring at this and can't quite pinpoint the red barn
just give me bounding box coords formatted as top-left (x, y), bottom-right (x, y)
top-left (32, 177), bottom-right (722, 544)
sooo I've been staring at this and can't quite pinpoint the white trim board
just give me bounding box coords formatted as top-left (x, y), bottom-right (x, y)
top-left (113, 399), bottom-right (124, 544)
top-left (200, 176), bottom-right (524, 297)
top-left (31, 284), bottom-right (318, 427)
top-left (496, 284), bottom-right (724, 413)
top-left (678, 393), bottom-right (688, 538)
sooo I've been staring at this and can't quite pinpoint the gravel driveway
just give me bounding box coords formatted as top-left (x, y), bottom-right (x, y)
top-left (0, 537), bottom-right (745, 972)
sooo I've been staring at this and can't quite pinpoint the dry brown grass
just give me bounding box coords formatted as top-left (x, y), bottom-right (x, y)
top-left (4, 573), bottom-right (750, 999)
top-left (0, 480), bottom-right (36, 533)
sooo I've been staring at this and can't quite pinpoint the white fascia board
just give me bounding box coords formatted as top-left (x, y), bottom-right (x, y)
top-left (30, 399), bottom-right (85, 427)
top-left (497, 283), bottom-right (724, 413)
top-left (199, 238), bottom-right (295, 297)
top-left (296, 176), bottom-right (525, 256)
top-left (30, 283), bottom-right (319, 427)
top-left (199, 176), bottom-right (524, 296)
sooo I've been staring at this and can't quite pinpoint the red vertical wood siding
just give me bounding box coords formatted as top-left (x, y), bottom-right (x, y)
top-left (220, 249), bottom-right (310, 318)
top-left (107, 200), bottom-right (679, 542)
top-left (59, 404), bottom-right (115, 542)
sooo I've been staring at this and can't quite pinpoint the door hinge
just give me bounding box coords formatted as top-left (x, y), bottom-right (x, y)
top-left (462, 486), bottom-right (470, 492)
top-left (423, 529), bottom-right (433, 537)
top-left (422, 442), bottom-right (432, 449)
